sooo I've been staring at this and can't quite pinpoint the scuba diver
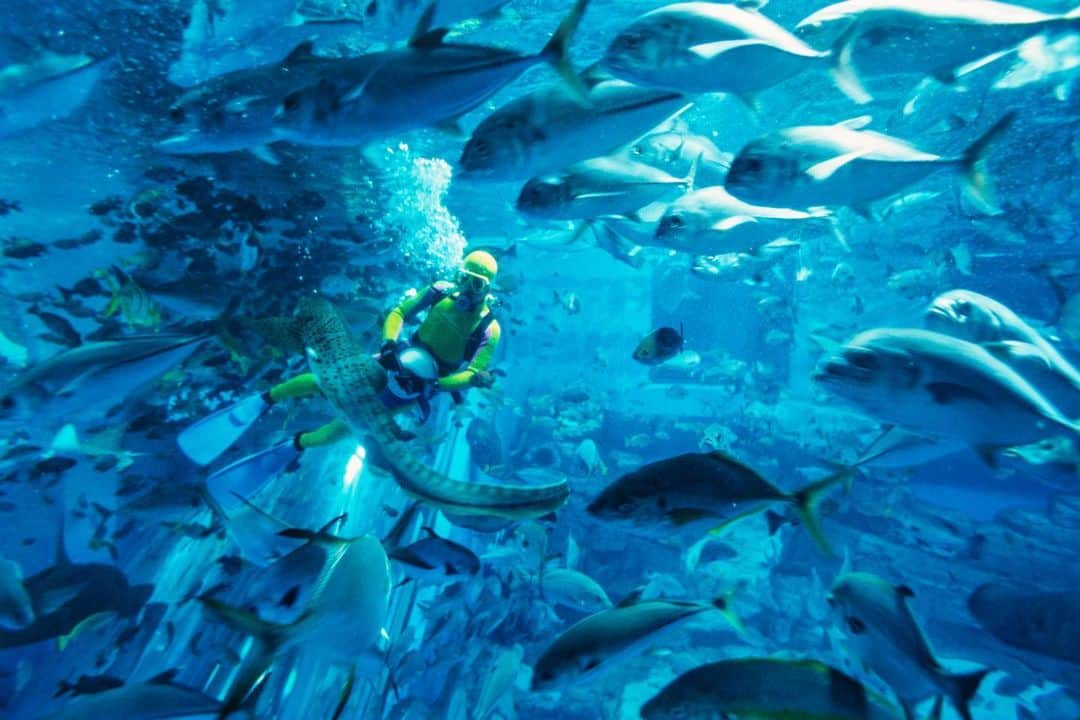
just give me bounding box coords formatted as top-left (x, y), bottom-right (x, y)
top-left (176, 250), bottom-right (502, 505)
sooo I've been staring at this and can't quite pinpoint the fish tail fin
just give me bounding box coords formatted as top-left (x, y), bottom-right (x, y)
top-left (541, 0), bottom-right (590, 102)
top-left (711, 589), bottom-right (744, 635)
top-left (926, 696), bottom-right (945, 720)
top-left (829, 21), bottom-right (872, 104)
top-left (960, 112), bottom-right (1016, 215)
top-left (791, 469), bottom-right (852, 556)
top-left (943, 668), bottom-right (990, 720)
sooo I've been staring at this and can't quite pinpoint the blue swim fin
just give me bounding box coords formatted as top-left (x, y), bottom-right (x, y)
top-left (205, 440), bottom-right (300, 513)
top-left (178, 392), bottom-right (269, 466)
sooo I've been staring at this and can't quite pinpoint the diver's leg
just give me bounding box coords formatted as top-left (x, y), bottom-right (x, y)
top-left (295, 419), bottom-right (351, 449)
top-left (268, 373), bottom-right (323, 403)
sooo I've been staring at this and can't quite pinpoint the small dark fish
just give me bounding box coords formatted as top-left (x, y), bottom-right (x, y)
top-left (113, 518), bottom-right (138, 540)
top-left (88, 197), bottom-right (123, 216)
top-left (113, 222), bottom-right (137, 244)
top-left (54, 229), bottom-right (103, 249)
top-left (633, 324), bottom-right (684, 365)
top-left (144, 166), bottom-right (185, 183)
top-left (55, 673), bottom-right (125, 698)
top-left (93, 456), bottom-right (119, 473)
top-left (21, 538), bottom-right (35, 546)
top-left (216, 555), bottom-right (245, 575)
top-left (2, 444), bottom-right (42, 461)
top-left (33, 457), bottom-right (77, 475)
top-left (29, 308), bottom-right (80, 347)
top-left (4, 238), bottom-right (48, 259)
top-left (0, 199), bottom-right (21, 216)
top-left (382, 504), bottom-right (400, 518)
top-left (0, 501), bottom-right (15, 511)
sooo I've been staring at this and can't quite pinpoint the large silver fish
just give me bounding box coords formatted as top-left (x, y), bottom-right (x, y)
top-left (725, 113), bottom-right (1014, 215)
top-left (655, 185), bottom-right (826, 255)
top-left (587, 450), bottom-right (847, 554)
top-left (926, 289), bottom-right (1080, 415)
top-left (641, 658), bottom-right (909, 720)
top-left (0, 52), bottom-right (111, 138)
top-left (157, 42), bottom-right (333, 161)
top-left (604, 2), bottom-right (833, 100)
top-left (797, 0), bottom-right (1080, 102)
top-left (0, 334), bottom-right (209, 425)
top-left (459, 80), bottom-right (691, 181)
top-left (830, 571), bottom-right (988, 720)
top-left (271, 0), bottom-right (588, 147)
top-left (815, 327), bottom-right (1080, 458)
top-left (516, 155), bottom-right (690, 221)
top-left (0, 528), bottom-right (152, 650)
top-left (531, 592), bottom-right (738, 690)
top-left (622, 129), bottom-right (732, 188)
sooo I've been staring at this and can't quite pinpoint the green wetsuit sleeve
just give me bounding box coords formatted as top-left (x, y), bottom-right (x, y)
top-left (383, 285), bottom-right (437, 342)
top-left (268, 373), bottom-right (322, 402)
top-left (296, 419), bottom-right (351, 449)
top-left (438, 318), bottom-right (501, 390)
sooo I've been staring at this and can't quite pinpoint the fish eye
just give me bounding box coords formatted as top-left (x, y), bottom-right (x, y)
top-left (168, 106), bottom-right (185, 123)
top-left (667, 215), bottom-right (684, 228)
top-left (743, 157), bottom-right (763, 173)
top-left (846, 350), bottom-right (877, 371)
top-left (955, 300), bottom-right (971, 317)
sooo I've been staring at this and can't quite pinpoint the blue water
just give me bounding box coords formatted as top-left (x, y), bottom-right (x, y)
top-left (0, 0), bottom-right (1078, 718)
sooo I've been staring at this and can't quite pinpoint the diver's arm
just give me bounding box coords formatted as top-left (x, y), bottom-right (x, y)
top-left (437, 319), bottom-right (501, 390)
top-left (382, 283), bottom-right (451, 342)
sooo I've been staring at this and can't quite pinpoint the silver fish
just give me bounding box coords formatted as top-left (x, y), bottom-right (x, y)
top-left (605, 2), bottom-right (832, 100)
top-left (517, 155), bottom-right (690, 221)
top-left (157, 42), bottom-right (332, 162)
top-left (815, 327), bottom-right (1080, 458)
top-left (531, 592), bottom-right (738, 690)
top-left (271, 0), bottom-right (588, 147)
top-left (0, 334), bottom-right (209, 425)
top-left (797, 0), bottom-right (1080, 102)
top-left (925, 289), bottom-right (1080, 415)
top-left (655, 185), bottom-right (825, 254)
top-left (830, 571), bottom-right (989, 720)
top-left (642, 658), bottom-right (908, 720)
top-left (459, 80), bottom-right (691, 181)
top-left (725, 113), bottom-right (1014, 215)
top-left (622, 129), bottom-right (732, 187)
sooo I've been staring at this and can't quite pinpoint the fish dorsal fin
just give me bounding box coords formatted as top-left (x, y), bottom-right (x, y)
top-left (283, 41), bottom-right (316, 66)
top-left (410, 28), bottom-right (451, 48)
top-left (408, 3), bottom-right (440, 47)
top-left (148, 669), bottom-right (179, 685)
top-left (382, 503), bottom-right (420, 549)
top-left (616, 587), bottom-right (645, 608)
top-left (806, 151), bottom-right (867, 181)
top-left (834, 115), bottom-right (873, 130)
